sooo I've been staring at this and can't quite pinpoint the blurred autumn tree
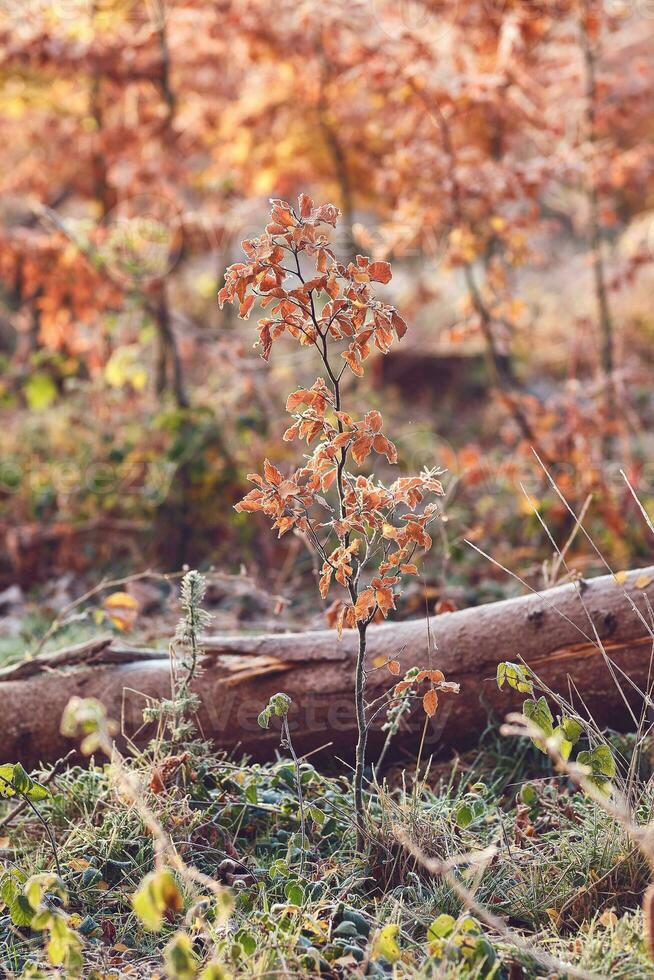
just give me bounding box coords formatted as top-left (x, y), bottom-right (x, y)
top-left (1, 0), bottom-right (653, 589)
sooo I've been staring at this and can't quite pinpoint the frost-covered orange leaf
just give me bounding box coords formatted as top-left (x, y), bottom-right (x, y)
top-left (394, 681), bottom-right (413, 696)
top-left (263, 459), bottom-right (282, 486)
top-left (423, 689), bottom-right (438, 717)
top-left (368, 261), bottom-right (392, 284)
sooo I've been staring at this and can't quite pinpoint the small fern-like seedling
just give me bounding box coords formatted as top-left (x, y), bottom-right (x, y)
top-left (146, 570), bottom-right (213, 744)
top-left (175, 570), bottom-right (212, 693)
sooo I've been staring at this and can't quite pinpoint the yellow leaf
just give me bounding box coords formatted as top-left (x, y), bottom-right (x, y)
top-left (105, 346), bottom-right (148, 392)
top-left (518, 494), bottom-right (539, 516)
top-left (104, 591), bottom-right (139, 632)
top-left (372, 655), bottom-right (387, 668)
top-left (104, 592), bottom-right (139, 610)
top-left (68, 858), bottom-right (91, 871)
top-left (635, 574), bottom-right (653, 589)
top-left (599, 909), bottom-right (618, 928)
top-left (614, 570), bottom-right (628, 585)
top-left (302, 916), bottom-right (329, 937)
top-left (372, 924), bottom-right (401, 963)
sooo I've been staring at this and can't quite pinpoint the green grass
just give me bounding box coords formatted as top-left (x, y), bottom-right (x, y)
top-left (1, 569), bottom-right (653, 979)
top-left (1, 724), bottom-right (652, 978)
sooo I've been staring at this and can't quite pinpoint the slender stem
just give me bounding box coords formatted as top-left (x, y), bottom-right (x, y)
top-left (282, 716), bottom-right (306, 876)
top-left (0, 775), bottom-right (61, 879)
top-left (26, 796), bottom-right (63, 881)
top-left (353, 622), bottom-right (368, 851)
top-left (289, 235), bottom-right (369, 848)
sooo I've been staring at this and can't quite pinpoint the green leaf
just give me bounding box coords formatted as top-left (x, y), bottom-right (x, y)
top-left (519, 782), bottom-right (538, 806)
top-left (257, 710), bottom-right (270, 730)
top-left (10, 764), bottom-right (48, 801)
top-left (46, 914), bottom-right (69, 965)
top-left (9, 894), bottom-right (35, 927)
top-left (497, 662), bottom-right (533, 694)
top-left (455, 803), bottom-right (473, 829)
top-left (25, 372), bottom-right (57, 411)
top-left (0, 765), bottom-right (17, 798)
top-left (523, 696), bottom-right (554, 746)
top-left (31, 908), bottom-right (54, 930)
top-left (427, 914), bottom-right (456, 940)
top-left (199, 964), bottom-right (231, 980)
top-left (132, 869), bottom-right (183, 932)
top-left (45, 913), bottom-right (83, 975)
top-left (164, 931), bottom-right (198, 980)
top-left (552, 729), bottom-right (573, 761)
top-left (26, 782), bottom-right (48, 802)
top-left (25, 873), bottom-right (65, 911)
top-left (309, 805), bottom-right (325, 827)
top-left (1, 874), bottom-right (18, 908)
top-left (458, 916), bottom-right (479, 935)
top-left (577, 746), bottom-right (616, 795)
top-left (590, 744), bottom-right (616, 778)
top-left (11, 763), bottom-right (30, 794)
top-left (284, 881), bottom-right (304, 907)
top-left (270, 692), bottom-right (292, 717)
top-left (234, 930), bottom-right (257, 956)
top-left (268, 858), bottom-right (289, 880)
top-left (561, 717), bottom-right (583, 745)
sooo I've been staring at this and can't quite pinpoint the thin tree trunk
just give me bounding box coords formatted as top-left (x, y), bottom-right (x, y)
top-left (354, 623), bottom-right (368, 849)
top-left (154, 281), bottom-right (188, 409)
top-left (420, 89), bottom-right (553, 462)
top-left (579, 7), bottom-right (616, 453)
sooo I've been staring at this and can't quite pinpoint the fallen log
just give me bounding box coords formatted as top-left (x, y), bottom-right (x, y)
top-left (2, 565), bottom-right (654, 770)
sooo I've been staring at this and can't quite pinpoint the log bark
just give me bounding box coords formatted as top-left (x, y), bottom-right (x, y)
top-left (2, 565), bottom-right (654, 770)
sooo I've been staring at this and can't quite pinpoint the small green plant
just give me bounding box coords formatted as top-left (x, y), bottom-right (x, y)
top-left (142, 569), bottom-right (211, 746)
top-left (426, 913), bottom-right (498, 975)
top-left (0, 872), bottom-right (82, 975)
top-left (0, 763), bottom-right (60, 876)
top-left (497, 660), bottom-right (616, 793)
top-left (56, 575), bottom-right (237, 980)
top-left (258, 692), bottom-right (306, 874)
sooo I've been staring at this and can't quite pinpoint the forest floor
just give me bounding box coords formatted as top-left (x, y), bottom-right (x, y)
top-left (0, 716), bottom-right (651, 978)
top-left (1, 574), bottom-right (653, 979)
